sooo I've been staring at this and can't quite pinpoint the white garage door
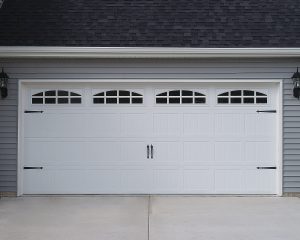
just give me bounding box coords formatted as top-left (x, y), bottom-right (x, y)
top-left (22, 83), bottom-right (279, 194)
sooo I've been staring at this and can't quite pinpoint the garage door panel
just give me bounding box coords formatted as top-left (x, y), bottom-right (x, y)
top-left (87, 142), bottom-right (121, 163)
top-left (153, 113), bottom-right (182, 137)
top-left (245, 114), bottom-right (276, 138)
top-left (151, 142), bottom-right (182, 164)
top-left (183, 113), bottom-right (212, 136)
top-left (25, 141), bottom-right (87, 166)
top-left (121, 142), bottom-right (148, 163)
top-left (25, 114), bottom-right (86, 138)
top-left (87, 114), bottom-right (121, 137)
top-left (183, 169), bottom-right (214, 192)
top-left (121, 169), bottom-right (150, 192)
top-left (215, 169), bottom-right (243, 193)
top-left (215, 141), bottom-right (243, 162)
top-left (243, 170), bottom-right (276, 193)
top-left (245, 141), bottom-right (276, 164)
top-left (215, 113), bottom-right (244, 137)
top-left (152, 169), bottom-right (182, 192)
top-left (184, 141), bottom-right (213, 163)
top-left (85, 170), bottom-right (121, 193)
top-left (121, 113), bottom-right (151, 137)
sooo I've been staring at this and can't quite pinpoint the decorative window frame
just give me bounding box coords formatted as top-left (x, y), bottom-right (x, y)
top-left (92, 89), bottom-right (144, 105)
top-left (155, 89), bottom-right (207, 105)
top-left (216, 89), bottom-right (268, 105)
top-left (30, 89), bottom-right (83, 105)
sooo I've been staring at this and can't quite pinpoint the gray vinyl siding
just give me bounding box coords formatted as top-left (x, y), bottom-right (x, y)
top-left (0, 58), bottom-right (300, 194)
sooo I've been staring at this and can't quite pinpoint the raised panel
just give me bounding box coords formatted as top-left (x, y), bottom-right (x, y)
top-left (245, 141), bottom-right (276, 164)
top-left (121, 113), bottom-right (149, 137)
top-left (215, 142), bottom-right (242, 162)
top-left (153, 170), bottom-right (182, 191)
top-left (215, 169), bottom-right (242, 192)
top-left (245, 114), bottom-right (275, 138)
top-left (153, 113), bottom-right (182, 137)
top-left (184, 141), bottom-right (213, 163)
top-left (215, 113), bottom-right (244, 137)
top-left (24, 114), bottom-right (86, 138)
top-left (183, 169), bottom-right (213, 191)
top-left (87, 114), bottom-right (121, 137)
top-left (184, 114), bottom-right (212, 136)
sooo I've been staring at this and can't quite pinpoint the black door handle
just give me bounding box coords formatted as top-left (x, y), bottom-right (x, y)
top-left (150, 144), bottom-right (154, 159)
top-left (24, 167), bottom-right (43, 170)
top-left (24, 110), bottom-right (44, 113)
top-left (147, 145), bottom-right (150, 159)
top-left (256, 110), bottom-right (276, 113)
top-left (257, 167), bottom-right (277, 169)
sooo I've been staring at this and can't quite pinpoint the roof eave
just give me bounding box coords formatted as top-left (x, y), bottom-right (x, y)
top-left (1, 47), bottom-right (300, 58)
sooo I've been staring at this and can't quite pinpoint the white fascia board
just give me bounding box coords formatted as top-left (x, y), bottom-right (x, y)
top-left (1, 47), bottom-right (300, 58)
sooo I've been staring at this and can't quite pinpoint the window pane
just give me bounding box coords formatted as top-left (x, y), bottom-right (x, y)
top-left (58, 98), bottom-right (68, 104)
top-left (182, 90), bottom-right (193, 96)
top-left (119, 90), bottom-right (130, 96)
top-left (195, 92), bottom-right (205, 96)
top-left (119, 98), bottom-right (130, 104)
top-left (132, 98), bottom-right (143, 104)
top-left (169, 98), bottom-right (180, 104)
top-left (106, 90), bottom-right (117, 96)
top-left (231, 90), bottom-right (241, 96)
top-left (182, 98), bottom-right (193, 104)
top-left (169, 90), bottom-right (180, 96)
top-left (106, 98), bottom-right (117, 104)
top-left (94, 92), bottom-right (104, 97)
top-left (33, 92), bottom-right (43, 97)
top-left (218, 98), bottom-right (229, 104)
top-left (195, 98), bottom-right (206, 104)
top-left (256, 92), bottom-right (266, 96)
top-left (71, 92), bottom-right (81, 96)
top-left (231, 98), bottom-right (242, 103)
top-left (243, 90), bottom-right (254, 96)
top-left (58, 90), bottom-right (68, 96)
top-left (156, 98), bottom-right (167, 104)
top-left (45, 90), bottom-right (56, 96)
top-left (32, 98), bottom-right (43, 104)
top-left (218, 92), bottom-right (229, 96)
top-left (93, 98), bottom-right (104, 104)
top-left (157, 92), bottom-right (167, 96)
top-left (71, 98), bottom-right (81, 104)
top-left (45, 98), bottom-right (56, 104)
top-left (243, 98), bottom-right (255, 104)
top-left (256, 98), bottom-right (267, 104)
top-left (132, 92), bottom-right (142, 96)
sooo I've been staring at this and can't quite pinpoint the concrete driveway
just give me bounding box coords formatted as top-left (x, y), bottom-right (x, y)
top-left (0, 196), bottom-right (300, 240)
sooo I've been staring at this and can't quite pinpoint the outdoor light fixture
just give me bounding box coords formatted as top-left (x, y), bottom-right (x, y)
top-left (0, 68), bottom-right (9, 98)
top-left (292, 67), bottom-right (300, 99)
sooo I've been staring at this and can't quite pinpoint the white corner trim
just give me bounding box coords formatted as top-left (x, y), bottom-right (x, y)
top-left (1, 47), bottom-right (300, 58)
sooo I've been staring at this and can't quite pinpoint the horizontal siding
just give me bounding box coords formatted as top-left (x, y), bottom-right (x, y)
top-left (0, 58), bottom-right (300, 194)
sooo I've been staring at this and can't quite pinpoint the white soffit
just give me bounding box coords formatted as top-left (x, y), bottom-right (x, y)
top-left (1, 47), bottom-right (300, 58)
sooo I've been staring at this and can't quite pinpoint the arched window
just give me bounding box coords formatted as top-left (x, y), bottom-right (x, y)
top-left (32, 90), bottom-right (82, 104)
top-left (217, 90), bottom-right (267, 104)
top-left (156, 90), bottom-right (206, 104)
top-left (93, 90), bottom-right (143, 104)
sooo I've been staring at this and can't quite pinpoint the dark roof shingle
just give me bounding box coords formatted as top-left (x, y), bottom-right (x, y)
top-left (0, 0), bottom-right (299, 47)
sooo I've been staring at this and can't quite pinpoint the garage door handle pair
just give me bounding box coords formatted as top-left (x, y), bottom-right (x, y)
top-left (147, 145), bottom-right (154, 159)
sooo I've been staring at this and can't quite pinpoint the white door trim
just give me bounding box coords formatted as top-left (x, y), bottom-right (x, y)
top-left (17, 79), bottom-right (283, 196)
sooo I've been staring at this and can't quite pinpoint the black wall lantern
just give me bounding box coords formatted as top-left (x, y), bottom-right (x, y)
top-left (0, 68), bottom-right (8, 98)
top-left (292, 67), bottom-right (300, 99)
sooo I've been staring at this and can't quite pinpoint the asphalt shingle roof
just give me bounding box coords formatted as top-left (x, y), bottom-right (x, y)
top-left (0, 0), bottom-right (299, 47)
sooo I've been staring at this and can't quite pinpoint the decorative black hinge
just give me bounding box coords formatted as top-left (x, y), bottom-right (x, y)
top-left (256, 110), bottom-right (276, 113)
top-left (23, 167), bottom-right (43, 170)
top-left (24, 110), bottom-right (44, 113)
top-left (257, 167), bottom-right (277, 169)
